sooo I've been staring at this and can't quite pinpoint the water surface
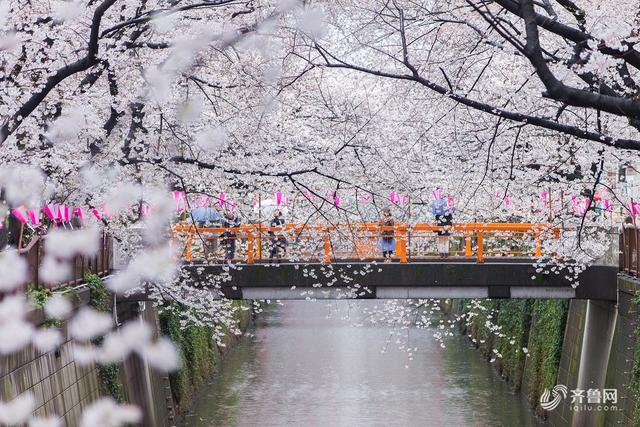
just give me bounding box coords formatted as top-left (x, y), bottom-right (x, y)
top-left (184, 301), bottom-right (541, 427)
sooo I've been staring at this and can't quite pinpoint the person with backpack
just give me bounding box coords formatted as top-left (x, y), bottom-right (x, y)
top-left (220, 210), bottom-right (240, 262)
top-left (430, 193), bottom-right (453, 257)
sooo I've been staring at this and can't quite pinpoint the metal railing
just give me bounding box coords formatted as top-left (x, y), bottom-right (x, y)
top-left (15, 231), bottom-right (113, 291)
top-left (173, 222), bottom-right (559, 264)
top-left (621, 225), bottom-right (639, 276)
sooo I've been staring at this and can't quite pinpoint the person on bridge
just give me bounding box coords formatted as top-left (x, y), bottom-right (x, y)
top-left (269, 209), bottom-right (287, 262)
top-left (379, 207), bottom-right (396, 261)
top-left (430, 194), bottom-right (453, 257)
top-left (221, 210), bottom-right (240, 262)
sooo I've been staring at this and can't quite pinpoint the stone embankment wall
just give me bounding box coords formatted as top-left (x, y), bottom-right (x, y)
top-left (1, 275), bottom-right (252, 427)
top-left (446, 275), bottom-right (640, 427)
top-left (0, 288), bottom-right (100, 425)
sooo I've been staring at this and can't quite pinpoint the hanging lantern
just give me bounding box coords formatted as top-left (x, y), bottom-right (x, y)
top-left (27, 208), bottom-right (41, 226)
top-left (304, 190), bottom-right (315, 202)
top-left (11, 206), bottom-right (28, 224)
top-left (217, 192), bottom-right (226, 208)
top-left (92, 208), bottom-right (102, 220)
top-left (540, 191), bottom-right (549, 206)
top-left (44, 203), bottom-right (57, 221)
top-left (75, 207), bottom-right (85, 222)
top-left (389, 191), bottom-right (396, 204)
top-left (359, 193), bottom-right (372, 205)
top-left (446, 196), bottom-right (454, 208)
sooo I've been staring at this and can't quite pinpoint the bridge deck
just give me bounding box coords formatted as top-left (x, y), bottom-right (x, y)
top-left (184, 261), bottom-right (617, 301)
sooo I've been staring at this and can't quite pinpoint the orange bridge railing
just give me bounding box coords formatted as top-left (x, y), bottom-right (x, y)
top-left (172, 222), bottom-right (560, 264)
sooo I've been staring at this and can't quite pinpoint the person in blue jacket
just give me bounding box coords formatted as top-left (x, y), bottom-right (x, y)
top-left (430, 194), bottom-right (453, 257)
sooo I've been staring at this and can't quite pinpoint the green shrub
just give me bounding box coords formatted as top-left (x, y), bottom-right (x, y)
top-left (84, 273), bottom-right (126, 403)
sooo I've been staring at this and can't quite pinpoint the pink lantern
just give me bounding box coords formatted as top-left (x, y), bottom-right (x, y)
top-left (11, 206), bottom-right (27, 224)
top-left (496, 192), bottom-right (510, 207)
top-left (604, 200), bottom-right (613, 212)
top-left (27, 208), bottom-right (41, 226)
top-left (75, 207), bottom-right (85, 222)
top-left (304, 190), bottom-right (315, 203)
top-left (92, 208), bottom-right (102, 220)
top-left (540, 191), bottom-right (549, 206)
top-left (217, 192), bottom-right (226, 208)
top-left (195, 196), bottom-right (209, 208)
top-left (397, 194), bottom-right (408, 207)
top-left (172, 191), bottom-right (187, 212)
top-left (446, 196), bottom-right (455, 208)
top-left (334, 195), bottom-right (341, 208)
top-left (44, 203), bottom-right (57, 221)
top-left (55, 205), bottom-right (65, 222)
top-left (359, 194), bottom-right (372, 205)
top-left (389, 191), bottom-right (396, 204)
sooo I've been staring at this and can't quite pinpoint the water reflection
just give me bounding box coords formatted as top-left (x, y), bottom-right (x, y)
top-left (184, 301), bottom-right (541, 427)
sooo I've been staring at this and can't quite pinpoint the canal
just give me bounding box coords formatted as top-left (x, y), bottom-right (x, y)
top-left (184, 301), bottom-right (542, 426)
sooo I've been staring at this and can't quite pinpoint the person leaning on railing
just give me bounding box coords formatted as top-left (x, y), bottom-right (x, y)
top-left (268, 209), bottom-right (287, 262)
top-left (220, 210), bottom-right (240, 262)
top-left (430, 196), bottom-right (454, 258)
top-left (378, 207), bottom-right (396, 261)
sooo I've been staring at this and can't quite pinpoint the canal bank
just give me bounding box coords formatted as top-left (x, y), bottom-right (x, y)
top-left (0, 274), bottom-right (254, 427)
top-left (444, 273), bottom-right (640, 426)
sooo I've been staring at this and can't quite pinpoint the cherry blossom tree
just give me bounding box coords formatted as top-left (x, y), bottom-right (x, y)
top-left (0, 0), bottom-right (638, 424)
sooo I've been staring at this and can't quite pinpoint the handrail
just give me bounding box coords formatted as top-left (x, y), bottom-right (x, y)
top-left (173, 222), bottom-right (559, 264)
top-left (7, 231), bottom-right (113, 292)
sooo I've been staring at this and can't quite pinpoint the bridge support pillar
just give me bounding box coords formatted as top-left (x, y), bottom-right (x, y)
top-left (572, 299), bottom-right (617, 427)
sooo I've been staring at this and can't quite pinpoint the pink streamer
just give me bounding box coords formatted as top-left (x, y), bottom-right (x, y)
top-left (275, 192), bottom-right (284, 206)
top-left (432, 188), bottom-right (442, 200)
top-left (92, 208), bottom-right (102, 220)
top-left (446, 196), bottom-right (455, 209)
top-left (217, 193), bottom-right (226, 208)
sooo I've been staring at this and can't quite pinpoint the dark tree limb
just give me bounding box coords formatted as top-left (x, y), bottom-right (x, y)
top-left (0, 0), bottom-right (118, 145)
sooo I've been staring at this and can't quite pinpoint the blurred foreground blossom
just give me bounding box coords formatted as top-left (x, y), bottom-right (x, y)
top-left (44, 294), bottom-right (73, 320)
top-left (69, 307), bottom-right (113, 341)
top-left (0, 249), bottom-right (28, 291)
top-left (80, 398), bottom-right (142, 427)
top-left (0, 393), bottom-right (34, 425)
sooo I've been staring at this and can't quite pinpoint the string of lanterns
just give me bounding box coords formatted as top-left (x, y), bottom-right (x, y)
top-left (2, 188), bottom-right (624, 230)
